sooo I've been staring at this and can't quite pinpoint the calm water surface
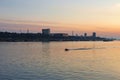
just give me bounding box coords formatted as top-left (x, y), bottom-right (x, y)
top-left (0, 41), bottom-right (120, 80)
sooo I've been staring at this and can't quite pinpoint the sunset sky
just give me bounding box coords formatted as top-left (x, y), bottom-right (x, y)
top-left (0, 0), bottom-right (120, 38)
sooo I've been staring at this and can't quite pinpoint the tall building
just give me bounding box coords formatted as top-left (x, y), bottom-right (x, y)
top-left (42, 29), bottom-right (50, 35)
top-left (92, 32), bottom-right (96, 38)
top-left (84, 33), bottom-right (87, 37)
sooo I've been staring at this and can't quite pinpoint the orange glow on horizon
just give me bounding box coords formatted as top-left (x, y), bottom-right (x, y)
top-left (0, 19), bottom-right (120, 38)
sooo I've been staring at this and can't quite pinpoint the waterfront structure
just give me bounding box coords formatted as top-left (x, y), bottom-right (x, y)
top-left (84, 33), bottom-right (87, 37)
top-left (92, 32), bottom-right (96, 41)
top-left (93, 32), bottom-right (96, 38)
top-left (42, 29), bottom-right (50, 35)
top-left (51, 33), bottom-right (68, 37)
top-left (0, 29), bottom-right (114, 42)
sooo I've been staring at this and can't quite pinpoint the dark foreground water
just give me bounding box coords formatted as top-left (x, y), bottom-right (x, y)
top-left (0, 41), bottom-right (120, 80)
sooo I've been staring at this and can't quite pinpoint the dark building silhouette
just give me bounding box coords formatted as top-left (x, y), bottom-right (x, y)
top-left (84, 33), bottom-right (87, 37)
top-left (93, 32), bottom-right (96, 38)
top-left (51, 33), bottom-right (68, 37)
top-left (92, 32), bottom-right (96, 41)
top-left (0, 29), bottom-right (114, 42)
top-left (42, 29), bottom-right (50, 35)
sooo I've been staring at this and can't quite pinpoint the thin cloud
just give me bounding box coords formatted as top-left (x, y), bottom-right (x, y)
top-left (0, 19), bottom-right (82, 27)
top-left (0, 19), bottom-right (61, 25)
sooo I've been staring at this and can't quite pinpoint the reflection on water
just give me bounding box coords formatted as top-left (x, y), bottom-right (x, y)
top-left (0, 41), bottom-right (120, 80)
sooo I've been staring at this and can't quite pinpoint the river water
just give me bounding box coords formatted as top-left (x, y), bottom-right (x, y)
top-left (0, 41), bottom-right (120, 80)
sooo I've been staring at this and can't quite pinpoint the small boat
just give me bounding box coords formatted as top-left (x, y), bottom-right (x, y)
top-left (65, 48), bottom-right (69, 51)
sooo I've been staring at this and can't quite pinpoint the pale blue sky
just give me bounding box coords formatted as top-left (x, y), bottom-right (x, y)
top-left (0, 0), bottom-right (119, 21)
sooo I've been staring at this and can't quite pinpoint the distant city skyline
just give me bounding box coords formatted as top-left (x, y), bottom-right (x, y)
top-left (0, 28), bottom-right (113, 42)
top-left (0, 0), bottom-right (120, 38)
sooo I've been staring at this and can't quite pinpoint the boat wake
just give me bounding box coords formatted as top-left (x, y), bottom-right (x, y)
top-left (65, 47), bottom-right (106, 51)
